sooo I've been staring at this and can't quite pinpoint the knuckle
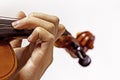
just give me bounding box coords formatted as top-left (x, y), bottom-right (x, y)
top-left (59, 24), bottom-right (65, 31)
top-left (48, 34), bottom-right (55, 42)
top-left (48, 23), bottom-right (55, 28)
top-left (35, 27), bottom-right (41, 33)
top-left (29, 12), bottom-right (36, 17)
top-left (49, 24), bottom-right (56, 35)
top-left (53, 16), bottom-right (59, 23)
top-left (24, 17), bottom-right (31, 25)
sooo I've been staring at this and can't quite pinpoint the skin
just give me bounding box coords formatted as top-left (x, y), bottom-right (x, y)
top-left (8, 11), bottom-right (65, 80)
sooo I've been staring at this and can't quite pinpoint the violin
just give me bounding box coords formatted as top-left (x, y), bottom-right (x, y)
top-left (0, 16), bottom-right (95, 80)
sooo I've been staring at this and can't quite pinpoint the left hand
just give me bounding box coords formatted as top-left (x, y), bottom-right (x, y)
top-left (9, 11), bottom-right (65, 80)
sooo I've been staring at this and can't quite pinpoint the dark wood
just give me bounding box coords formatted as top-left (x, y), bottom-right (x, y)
top-left (55, 30), bottom-right (95, 66)
top-left (0, 17), bottom-right (33, 40)
top-left (0, 41), bottom-right (17, 80)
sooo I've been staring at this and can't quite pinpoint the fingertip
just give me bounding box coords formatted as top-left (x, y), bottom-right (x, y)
top-left (27, 35), bottom-right (34, 43)
top-left (55, 24), bottom-right (65, 40)
top-left (16, 11), bottom-right (26, 19)
top-left (12, 20), bottom-right (20, 27)
top-left (59, 24), bottom-right (65, 33)
top-left (27, 29), bottom-right (39, 43)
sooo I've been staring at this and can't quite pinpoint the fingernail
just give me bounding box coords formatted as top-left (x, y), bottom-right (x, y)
top-left (27, 35), bottom-right (34, 42)
top-left (12, 20), bottom-right (20, 27)
top-left (28, 36), bottom-right (31, 42)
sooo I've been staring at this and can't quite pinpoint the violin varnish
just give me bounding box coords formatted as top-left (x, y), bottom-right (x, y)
top-left (0, 42), bottom-right (17, 80)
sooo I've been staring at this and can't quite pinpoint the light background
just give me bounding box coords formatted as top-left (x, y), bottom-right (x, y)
top-left (0, 0), bottom-right (118, 80)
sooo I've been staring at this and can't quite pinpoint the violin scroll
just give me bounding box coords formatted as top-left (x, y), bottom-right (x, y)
top-left (55, 30), bottom-right (95, 66)
top-left (76, 31), bottom-right (95, 52)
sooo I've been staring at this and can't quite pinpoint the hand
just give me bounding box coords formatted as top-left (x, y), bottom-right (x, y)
top-left (9, 11), bottom-right (65, 80)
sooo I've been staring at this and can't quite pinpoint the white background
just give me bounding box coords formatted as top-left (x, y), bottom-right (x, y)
top-left (0, 0), bottom-right (118, 80)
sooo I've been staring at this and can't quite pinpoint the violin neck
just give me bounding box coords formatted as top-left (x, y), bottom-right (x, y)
top-left (0, 17), bottom-right (33, 40)
top-left (0, 26), bottom-right (33, 40)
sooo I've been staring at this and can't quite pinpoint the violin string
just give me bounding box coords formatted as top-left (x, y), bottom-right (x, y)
top-left (0, 24), bottom-right (11, 26)
top-left (0, 16), bottom-right (17, 20)
top-left (0, 16), bottom-right (17, 26)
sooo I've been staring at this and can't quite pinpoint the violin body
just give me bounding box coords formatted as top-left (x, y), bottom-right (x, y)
top-left (0, 41), bottom-right (17, 80)
top-left (0, 17), bottom-right (33, 80)
top-left (0, 16), bottom-right (95, 79)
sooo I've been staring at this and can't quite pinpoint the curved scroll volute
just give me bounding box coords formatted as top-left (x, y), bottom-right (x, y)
top-left (0, 41), bottom-right (17, 80)
top-left (76, 31), bottom-right (95, 52)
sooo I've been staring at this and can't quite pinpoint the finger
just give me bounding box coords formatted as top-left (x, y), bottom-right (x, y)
top-left (55, 24), bottom-right (65, 40)
top-left (16, 11), bottom-right (26, 19)
top-left (28, 27), bottom-right (55, 43)
top-left (29, 12), bottom-right (59, 25)
top-left (12, 17), bottom-right (56, 35)
top-left (29, 12), bottom-right (60, 36)
top-left (10, 39), bottom-right (22, 48)
top-left (26, 27), bottom-right (55, 66)
top-left (10, 11), bottom-right (26, 48)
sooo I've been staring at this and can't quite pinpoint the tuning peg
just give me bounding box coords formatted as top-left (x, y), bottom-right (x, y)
top-left (78, 55), bottom-right (91, 67)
